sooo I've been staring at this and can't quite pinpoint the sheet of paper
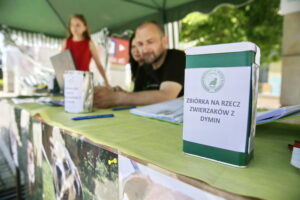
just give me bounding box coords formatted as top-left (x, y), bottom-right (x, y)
top-left (64, 73), bottom-right (84, 113)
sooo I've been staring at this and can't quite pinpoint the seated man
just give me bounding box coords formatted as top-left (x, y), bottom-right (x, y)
top-left (94, 21), bottom-right (185, 108)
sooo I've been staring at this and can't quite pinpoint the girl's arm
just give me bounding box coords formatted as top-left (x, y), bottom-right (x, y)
top-left (89, 41), bottom-right (110, 87)
top-left (61, 39), bottom-right (67, 51)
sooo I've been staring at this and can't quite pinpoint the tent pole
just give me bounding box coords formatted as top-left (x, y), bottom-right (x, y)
top-left (45, 0), bottom-right (67, 30)
top-left (162, 0), bottom-right (167, 23)
top-left (123, 0), bottom-right (167, 24)
top-left (122, 0), bottom-right (159, 10)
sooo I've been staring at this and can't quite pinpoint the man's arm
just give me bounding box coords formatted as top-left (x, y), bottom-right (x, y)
top-left (94, 81), bottom-right (182, 108)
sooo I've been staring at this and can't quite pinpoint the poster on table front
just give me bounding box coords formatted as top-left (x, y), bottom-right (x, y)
top-left (41, 124), bottom-right (119, 200)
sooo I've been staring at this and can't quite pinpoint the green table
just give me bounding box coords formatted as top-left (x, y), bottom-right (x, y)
top-left (10, 102), bottom-right (300, 199)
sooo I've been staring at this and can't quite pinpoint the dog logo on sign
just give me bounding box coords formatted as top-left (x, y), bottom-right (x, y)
top-left (201, 69), bottom-right (225, 93)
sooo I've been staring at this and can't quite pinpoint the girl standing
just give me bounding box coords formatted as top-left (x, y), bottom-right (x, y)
top-left (62, 14), bottom-right (110, 86)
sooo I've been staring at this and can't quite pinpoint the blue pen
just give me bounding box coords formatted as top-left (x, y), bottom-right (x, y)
top-left (112, 106), bottom-right (136, 111)
top-left (72, 114), bottom-right (114, 120)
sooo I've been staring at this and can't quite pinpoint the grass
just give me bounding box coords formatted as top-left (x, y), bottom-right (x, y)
top-left (42, 160), bottom-right (56, 200)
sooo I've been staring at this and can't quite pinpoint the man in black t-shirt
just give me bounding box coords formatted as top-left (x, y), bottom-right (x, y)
top-left (134, 49), bottom-right (185, 97)
top-left (94, 21), bottom-right (185, 108)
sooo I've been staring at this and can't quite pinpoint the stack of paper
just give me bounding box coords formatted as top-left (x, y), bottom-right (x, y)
top-left (130, 98), bottom-right (183, 123)
top-left (12, 97), bottom-right (64, 106)
top-left (256, 105), bottom-right (300, 124)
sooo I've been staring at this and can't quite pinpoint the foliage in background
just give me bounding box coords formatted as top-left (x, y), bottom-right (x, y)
top-left (180, 0), bottom-right (283, 65)
top-left (77, 140), bottom-right (118, 200)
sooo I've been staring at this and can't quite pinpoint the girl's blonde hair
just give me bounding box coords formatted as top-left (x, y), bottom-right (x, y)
top-left (68, 14), bottom-right (91, 39)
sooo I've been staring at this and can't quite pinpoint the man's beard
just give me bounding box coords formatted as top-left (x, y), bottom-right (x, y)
top-left (144, 51), bottom-right (164, 65)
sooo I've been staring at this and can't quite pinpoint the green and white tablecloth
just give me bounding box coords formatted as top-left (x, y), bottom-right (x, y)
top-left (11, 102), bottom-right (300, 200)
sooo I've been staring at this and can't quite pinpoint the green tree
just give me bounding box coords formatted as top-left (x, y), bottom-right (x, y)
top-left (180, 0), bottom-right (283, 65)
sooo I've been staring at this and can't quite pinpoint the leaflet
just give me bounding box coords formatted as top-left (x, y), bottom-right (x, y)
top-left (131, 98), bottom-right (300, 125)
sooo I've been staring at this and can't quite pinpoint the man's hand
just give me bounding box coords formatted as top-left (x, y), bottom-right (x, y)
top-left (93, 81), bottom-right (182, 108)
top-left (112, 86), bottom-right (125, 92)
top-left (93, 86), bottom-right (120, 108)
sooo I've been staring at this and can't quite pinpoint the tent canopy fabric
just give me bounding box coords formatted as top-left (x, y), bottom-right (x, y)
top-left (0, 0), bottom-right (250, 38)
